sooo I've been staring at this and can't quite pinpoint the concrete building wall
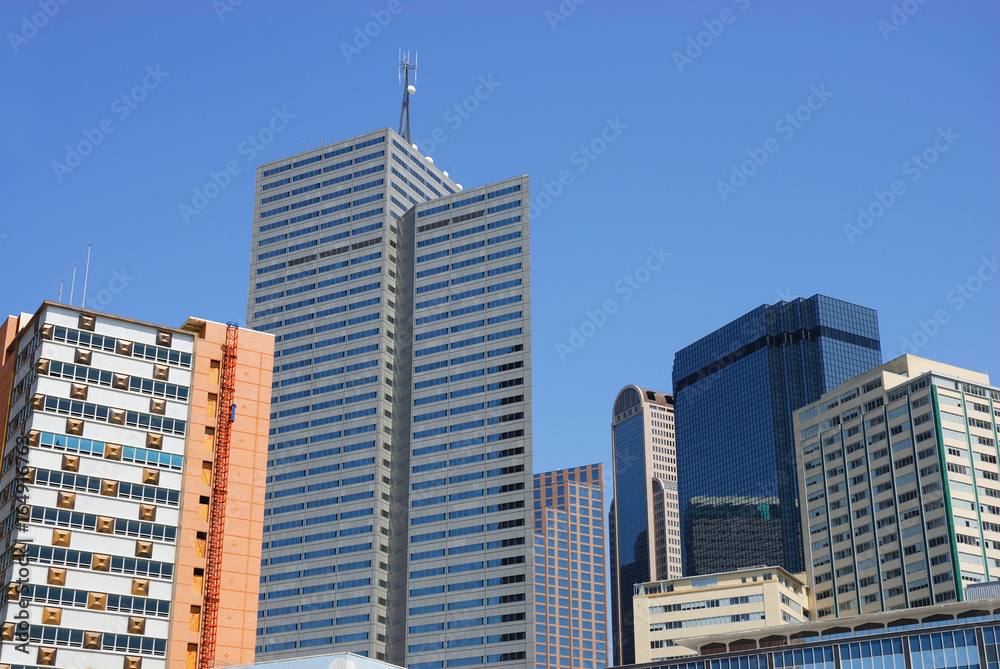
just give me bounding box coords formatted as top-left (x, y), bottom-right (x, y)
top-left (631, 566), bottom-right (810, 664)
top-left (617, 599), bottom-right (1000, 669)
top-left (795, 354), bottom-right (1000, 619)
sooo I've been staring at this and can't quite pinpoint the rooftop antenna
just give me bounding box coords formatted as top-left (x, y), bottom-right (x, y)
top-left (81, 243), bottom-right (91, 309)
top-left (58, 280), bottom-right (64, 303)
top-left (398, 49), bottom-right (417, 143)
top-left (319, 136), bottom-right (324, 146)
top-left (69, 263), bottom-right (77, 307)
top-left (302, 141), bottom-right (308, 151)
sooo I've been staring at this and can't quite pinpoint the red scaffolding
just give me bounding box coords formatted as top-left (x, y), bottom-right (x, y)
top-left (199, 323), bottom-right (238, 669)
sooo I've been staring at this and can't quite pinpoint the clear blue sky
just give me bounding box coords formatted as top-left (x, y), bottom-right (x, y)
top-left (2, 0), bottom-right (997, 487)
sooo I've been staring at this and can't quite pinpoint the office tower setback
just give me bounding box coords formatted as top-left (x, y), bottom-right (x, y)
top-left (0, 302), bottom-right (274, 669)
top-left (673, 295), bottom-right (881, 578)
top-left (248, 128), bottom-right (533, 668)
top-left (631, 566), bottom-right (810, 664)
top-left (795, 355), bottom-right (1000, 619)
top-left (610, 387), bottom-right (680, 666)
top-left (533, 465), bottom-right (609, 669)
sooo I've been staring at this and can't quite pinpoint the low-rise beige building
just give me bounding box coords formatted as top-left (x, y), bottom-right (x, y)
top-left (632, 566), bottom-right (812, 663)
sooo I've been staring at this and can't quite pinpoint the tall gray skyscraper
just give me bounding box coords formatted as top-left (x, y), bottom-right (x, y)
top-left (247, 128), bottom-right (533, 669)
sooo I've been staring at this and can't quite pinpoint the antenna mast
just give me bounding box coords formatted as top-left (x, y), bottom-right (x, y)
top-left (398, 50), bottom-right (417, 143)
top-left (81, 243), bottom-right (91, 309)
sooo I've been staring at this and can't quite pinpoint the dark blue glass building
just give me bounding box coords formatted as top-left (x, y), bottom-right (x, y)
top-left (672, 295), bottom-right (881, 576)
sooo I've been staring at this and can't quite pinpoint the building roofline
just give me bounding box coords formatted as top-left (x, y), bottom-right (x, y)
top-left (678, 597), bottom-right (1000, 651)
top-left (635, 564), bottom-right (804, 593)
top-left (533, 464), bottom-right (603, 478)
top-left (674, 294), bottom-right (879, 360)
top-left (797, 354), bottom-right (994, 415)
top-left (4, 302), bottom-right (274, 349)
top-left (13, 301), bottom-right (192, 338)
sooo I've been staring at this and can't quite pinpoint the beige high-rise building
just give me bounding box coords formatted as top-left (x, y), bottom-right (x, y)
top-left (610, 386), bottom-right (680, 666)
top-left (795, 354), bottom-right (1000, 620)
top-left (632, 566), bottom-right (811, 663)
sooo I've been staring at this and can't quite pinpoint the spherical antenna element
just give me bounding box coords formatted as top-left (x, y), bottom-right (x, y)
top-left (442, 171), bottom-right (449, 178)
top-left (426, 156), bottom-right (434, 164)
top-left (411, 143), bottom-right (418, 150)
top-left (456, 184), bottom-right (463, 190)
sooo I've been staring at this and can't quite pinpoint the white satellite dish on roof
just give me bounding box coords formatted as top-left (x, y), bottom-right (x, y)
top-left (411, 143), bottom-right (418, 150)
top-left (408, 84), bottom-right (416, 95)
top-left (456, 184), bottom-right (463, 190)
top-left (443, 171), bottom-right (449, 177)
top-left (425, 156), bottom-right (434, 164)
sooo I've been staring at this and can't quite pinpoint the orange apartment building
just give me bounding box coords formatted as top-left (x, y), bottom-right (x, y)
top-left (0, 301), bottom-right (273, 669)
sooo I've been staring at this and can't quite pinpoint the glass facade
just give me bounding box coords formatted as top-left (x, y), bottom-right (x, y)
top-left (621, 609), bottom-right (999, 669)
top-left (533, 465), bottom-right (608, 669)
top-left (673, 295), bottom-right (881, 577)
top-left (611, 387), bottom-right (679, 666)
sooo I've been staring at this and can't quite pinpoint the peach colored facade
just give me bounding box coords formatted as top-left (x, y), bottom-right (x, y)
top-left (167, 318), bottom-right (273, 669)
top-left (0, 316), bottom-right (19, 463)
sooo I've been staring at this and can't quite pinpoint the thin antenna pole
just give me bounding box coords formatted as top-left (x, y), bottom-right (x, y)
top-left (398, 50), bottom-right (417, 143)
top-left (59, 280), bottom-right (64, 303)
top-left (319, 136), bottom-right (324, 147)
top-left (69, 264), bottom-right (77, 306)
top-left (81, 244), bottom-right (92, 309)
